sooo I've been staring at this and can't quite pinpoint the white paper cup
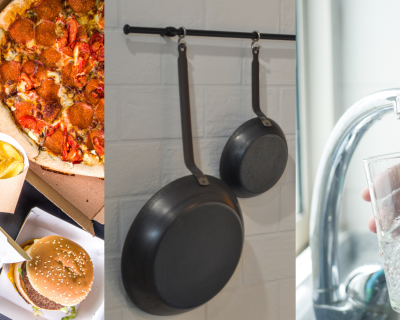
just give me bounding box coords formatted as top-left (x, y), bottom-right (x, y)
top-left (0, 132), bottom-right (29, 214)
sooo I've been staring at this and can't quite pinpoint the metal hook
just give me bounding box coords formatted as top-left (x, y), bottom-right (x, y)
top-left (178, 26), bottom-right (187, 50)
top-left (251, 30), bottom-right (261, 51)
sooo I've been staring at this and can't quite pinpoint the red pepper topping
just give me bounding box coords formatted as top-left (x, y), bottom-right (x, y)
top-left (62, 129), bottom-right (83, 163)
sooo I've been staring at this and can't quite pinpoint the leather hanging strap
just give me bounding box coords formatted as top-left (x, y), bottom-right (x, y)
top-left (177, 43), bottom-right (210, 186)
top-left (252, 47), bottom-right (272, 127)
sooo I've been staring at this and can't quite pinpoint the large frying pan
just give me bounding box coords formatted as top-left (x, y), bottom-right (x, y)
top-left (220, 36), bottom-right (288, 198)
top-left (121, 39), bottom-right (244, 316)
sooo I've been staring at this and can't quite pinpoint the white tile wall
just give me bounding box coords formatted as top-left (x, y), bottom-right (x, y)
top-left (105, 0), bottom-right (296, 319)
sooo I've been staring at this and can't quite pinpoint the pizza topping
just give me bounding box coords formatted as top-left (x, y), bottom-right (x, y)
top-left (8, 17), bottom-right (35, 45)
top-left (35, 21), bottom-right (57, 47)
top-left (98, 16), bottom-right (104, 30)
top-left (94, 98), bottom-right (104, 123)
top-left (0, 0), bottom-right (104, 168)
top-left (14, 102), bottom-right (47, 135)
top-left (67, 0), bottom-right (96, 14)
top-left (42, 102), bottom-right (61, 122)
top-left (0, 61), bottom-right (20, 83)
top-left (76, 25), bottom-right (87, 42)
top-left (40, 47), bottom-right (61, 67)
top-left (14, 101), bottom-right (35, 119)
top-left (44, 128), bottom-right (63, 155)
top-left (62, 130), bottom-right (83, 163)
top-left (21, 60), bottom-right (46, 86)
top-left (19, 73), bottom-right (34, 91)
top-left (34, 0), bottom-right (63, 21)
top-left (84, 78), bottom-right (103, 106)
top-left (37, 78), bottom-right (60, 102)
top-left (88, 129), bottom-right (104, 156)
top-left (89, 33), bottom-right (104, 62)
top-left (61, 62), bottom-right (75, 87)
top-left (67, 102), bottom-right (93, 129)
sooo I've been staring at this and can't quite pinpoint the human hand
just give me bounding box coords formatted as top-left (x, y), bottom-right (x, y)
top-left (361, 186), bottom-right (377, 233)
top-left (362, 164), bottom-right (400, 234)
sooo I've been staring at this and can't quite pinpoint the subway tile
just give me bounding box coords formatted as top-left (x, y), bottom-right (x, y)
top-left (281, 0), bottom-right (296, 35)
top-left (204, 87), bottom-right (280, 138)
top-left (243, 40), bottom-right (296, 86)
top-left (161, 139), bottom-right (226, 185)
top-left (207, 282), bottom-right (279, 320)
top-left (119, 86), bottom-right (203, 140)
top-left (280, 183), bottom-right (296, 231)
top-left (105, 29), bottom-right (161, 85)
top-left (161, 37), bottom-right (242, 85)
top-left (104, 0), bottom-right (118, 28)
top-left (104, 199), bottom-right (119, 255)
top-left (222, 257), bottom-right (243, 292)
top-left (279, 278), bottom-right (296, 319)
top-left (243, 232), bottom-right (295, 284)
top-left (105, 142), bottom-right (161, 197)
top-left (120, 0), bottom-right (206, 30)
top-left (105, 307), bottom-right (123, 320)
top-left (105, 254), bottom-right (129, 309)
top-left (105, 85), bottom-right (119, 141)
top-left (119, 197), bottom-right (150, 253)
top-left (206, 0), bottom-right (280, 33)
top-left (239, 186), bottom-right (280, 236)
top-left (123, 305), bottom-right (206, 320)
top-left (281, 87), bottom-right (297, 134)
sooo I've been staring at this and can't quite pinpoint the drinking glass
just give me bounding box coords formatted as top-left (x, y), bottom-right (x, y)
top-left (364, 152), bottom-right (400, 313)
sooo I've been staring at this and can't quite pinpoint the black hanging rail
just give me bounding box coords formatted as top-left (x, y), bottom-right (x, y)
top-left (123, 25), bottom-right (296, 41)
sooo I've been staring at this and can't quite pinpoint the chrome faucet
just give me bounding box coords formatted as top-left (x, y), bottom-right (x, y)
top-left (310, 89), bottom-right (400, 319)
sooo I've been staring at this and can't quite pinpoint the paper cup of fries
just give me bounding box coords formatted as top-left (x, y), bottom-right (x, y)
top-left (0, 132), bottom-right (29, 214)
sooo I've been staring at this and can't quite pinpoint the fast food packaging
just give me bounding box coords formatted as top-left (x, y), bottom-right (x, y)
top-left (0, 132), bottom-right (29, 214)
top-left (0, 226), bottom-right (31, 271)
top-left (0, 207), bottom-right (104, 320)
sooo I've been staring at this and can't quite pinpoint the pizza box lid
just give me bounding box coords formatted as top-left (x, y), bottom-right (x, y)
top-left (26, 166), bottom-right (104, 237)
top-left (0, 133), bottom-right (29, 214)
top-left (0, 207), bottom-right (104, 320)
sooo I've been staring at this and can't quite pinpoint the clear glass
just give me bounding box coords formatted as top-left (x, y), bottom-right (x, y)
top-left (364, 152), bottom-right (400, 313)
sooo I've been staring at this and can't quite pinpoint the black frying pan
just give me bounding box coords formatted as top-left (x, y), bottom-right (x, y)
top-left (121, 40), bottom-right (244, 316)
top-left (219, 41), bottom-right (288, 198)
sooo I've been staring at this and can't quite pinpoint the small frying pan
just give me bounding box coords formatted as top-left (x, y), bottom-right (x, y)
top-left (121, 35), bottom-right (244, 316)
top-left (219, 33), bottom-right (288, 198)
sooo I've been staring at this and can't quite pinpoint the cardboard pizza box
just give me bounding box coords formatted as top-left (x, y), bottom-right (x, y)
top-left (0, 133), bottom-right (29, 214)
top-left (26, 163), bottom-right (104, 236)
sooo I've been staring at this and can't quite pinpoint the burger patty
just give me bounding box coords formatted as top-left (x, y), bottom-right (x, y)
top-left (21, 262), bottom-right (65, 310)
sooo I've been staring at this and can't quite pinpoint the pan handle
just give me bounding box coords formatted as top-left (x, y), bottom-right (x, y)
top-left (252, 46), bottom-right (272, 127)
top-left (177, 42), bottom-right (210, 186)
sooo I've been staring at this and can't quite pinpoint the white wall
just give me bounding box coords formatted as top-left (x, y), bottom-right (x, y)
top-left (104, 0), bottom-right (296, 319)
top-left (332, 1), bottom-right (400, 232)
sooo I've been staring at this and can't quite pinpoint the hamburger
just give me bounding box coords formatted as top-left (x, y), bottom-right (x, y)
top-left (8, 235), bottom-right (94, 311)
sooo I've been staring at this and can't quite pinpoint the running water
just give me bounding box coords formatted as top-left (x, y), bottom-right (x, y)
top-left (380, 235), bottom-right (400, 311)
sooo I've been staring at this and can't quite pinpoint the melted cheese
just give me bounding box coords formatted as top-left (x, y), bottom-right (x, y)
top-left (7, 244), bottom-right (33, 291)
top-left (3, 49), bottom-right (17, 61)
top-left (7, 263), bottom-right (16, 290)
top-left (58, 85), bottom-right (74, 108)
top-left (47, 70), bottom-right (61, 84)
top-left (28, 131), bottom-right (39, 143)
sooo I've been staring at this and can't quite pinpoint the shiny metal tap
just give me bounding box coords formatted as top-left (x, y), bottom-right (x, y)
top-left (310, 89), bottom-right (400, 319)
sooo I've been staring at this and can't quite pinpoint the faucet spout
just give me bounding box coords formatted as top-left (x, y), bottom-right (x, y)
top-left (310, 89), bottom-right (400, 316)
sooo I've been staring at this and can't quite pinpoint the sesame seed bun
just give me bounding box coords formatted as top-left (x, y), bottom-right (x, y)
top-left (13, 235), bottom-right (94, 310)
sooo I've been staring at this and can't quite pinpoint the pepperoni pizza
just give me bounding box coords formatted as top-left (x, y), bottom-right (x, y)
top-left (0, 0), bottom-right (104, 177)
